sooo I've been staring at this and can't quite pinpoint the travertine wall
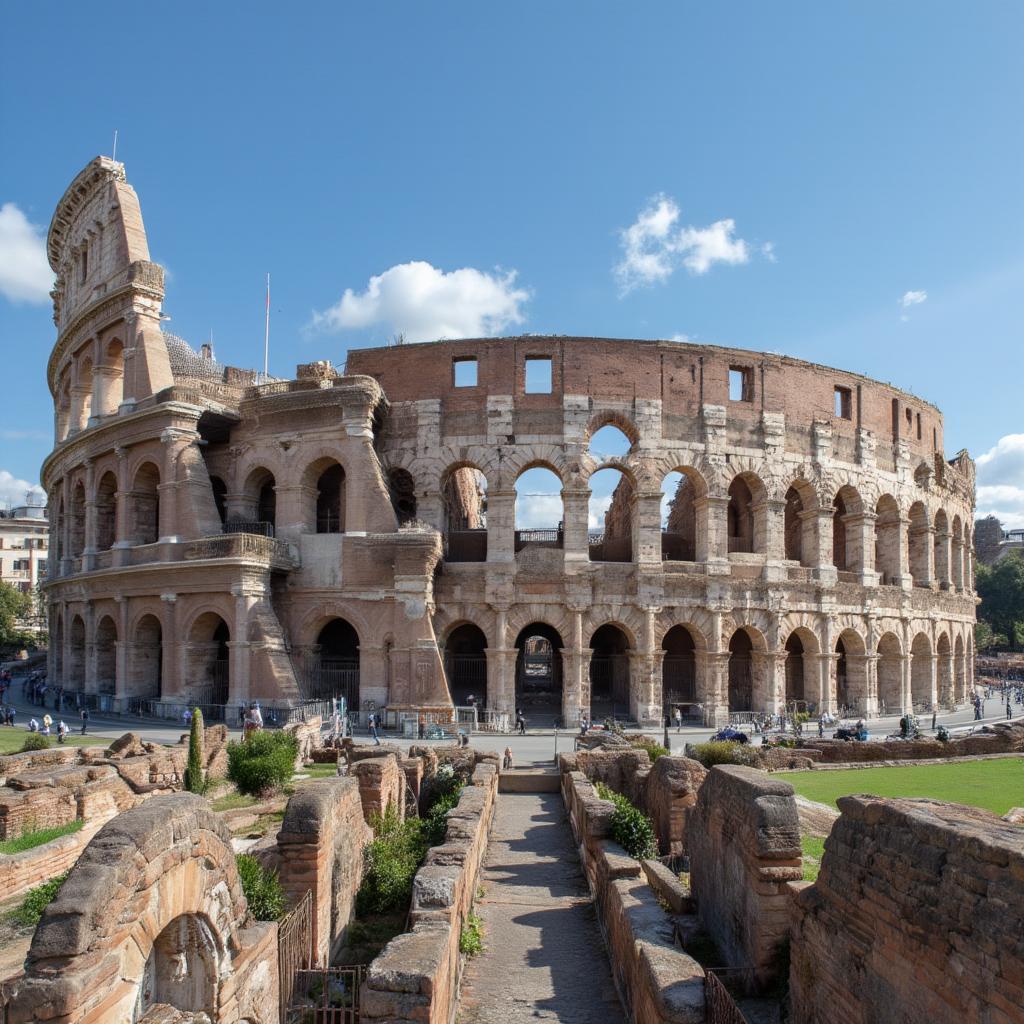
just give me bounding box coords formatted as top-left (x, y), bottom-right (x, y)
top-left (4, 794), bottom-right (278, 1024)
top-left (688, 766), bottom-right (802, 988)
top-left (561, 769), bottom-right (705, 1024)
top-left (361, 761), bottom-right (499, 1024)
top-left (276, 777), bottom-right (372, 965)
top-left (789, 796), bottom-right (1024, 1024)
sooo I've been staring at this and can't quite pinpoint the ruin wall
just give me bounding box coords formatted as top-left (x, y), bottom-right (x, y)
top-left (688, 766), bottom-right (802, 988)
top-left (789, 795), bottom-right (1024, 1024)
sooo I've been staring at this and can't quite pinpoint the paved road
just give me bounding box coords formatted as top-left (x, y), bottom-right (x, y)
top-left (457, 792), bottom-right (624, 1024)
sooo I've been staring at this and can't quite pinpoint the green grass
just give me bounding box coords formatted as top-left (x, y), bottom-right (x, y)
top-left (0, 819), bottom-right (84, 855)
top-left (211, 792), bottom-right (259, 812)
top-left (0, 731), bottom-right (97, 755)
top-left (779, 758), bottom-right (1024, 817)
top-left (800, 835), bottom-right (825, 882)
top-left (298, 763), bottom-right (340, 779)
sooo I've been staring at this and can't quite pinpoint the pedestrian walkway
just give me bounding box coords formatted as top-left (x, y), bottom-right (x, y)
top-left (457, 792), bottom-right (624, 1024)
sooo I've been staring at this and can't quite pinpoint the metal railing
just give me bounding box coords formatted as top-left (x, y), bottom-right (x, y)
top-left (183, 532), bottom-right (295, 568)
top-left (286, 966), bottom-right (363, 1024)
top-left (515, 527), bottom-right (563, 551)
top-left (278, 889), bottom-right (314, 1021)
top-left (223, 519), bottom-right (275, 538)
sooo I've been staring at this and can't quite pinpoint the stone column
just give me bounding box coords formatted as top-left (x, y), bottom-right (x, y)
top-left (702, 651), bottom-right (730, 727)
top-left (67, 383), bottom-right (91, 436)
top-left (561, 487), bottom-right (590, 565)
top-left (757, 651), bottom-right (786, 714)
top-left (90, 365), bottom-right (115, 422)
top-left (698, 495), bottom-right (730, 573)
top-left (83, 604), bottom-right (97, 694)
top-left (484, 647), bottom-right (516, 715)
top-left (845, 511), bottom-right (878, 584)
top-left (854, 653), bottom-right (878, 717)
top-left (112, 447), bottom-right (133, 568)
top-left (561, 648), bottom-right (590, 727)
top-left (934, 527), bottom-right (952, 589)
top-left (486, 488), bottom-right (516, 564)
top-left (114, 596), bottom-right (129, 699)
top-left (160, 594), bottom-right (181, 700)
top-left (634, 489), bottom-right (664, 566)
top-left (360, 645), bottom-right (387, 708)
top-left (59, 476), bottom-right (73, 576)
top-left (160, 428), bottom-right (199, 544)
top-left (274, 483), bottom-right (317, 543)
top-left (807, 507), bottom-right (837, 583)
top-left (82, 459), bottom-right (98, 571)
top-left (230, 581), bottom-right (263, 703)
top-left (909, 523), bottom-right (934, 588)
top-left (813, 653), bottom-right (838, 714)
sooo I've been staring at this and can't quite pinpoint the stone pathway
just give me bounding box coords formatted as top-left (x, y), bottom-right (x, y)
top-left (456, 792), bottom-right (625, 1024)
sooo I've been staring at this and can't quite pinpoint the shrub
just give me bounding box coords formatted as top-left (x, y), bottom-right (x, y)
top-left (422, 782), bottom-right (464, 847)
top-left (632, 736), bottom-right (670, 761)
top-left (226, 730), bottom-right (297, 796)
top-left (184, 708), bottom-right (206, 794)
top-left (21, 733), bottom-right (51, 752)
top-left (14, 872), bottom-right (67, 927)
top-left (594, 782), bottom-right (658, 860)
top-left (236, 854), bottom-right (286, 921)
top-left (356, 806), bottom-right (429, 916)
top-left (460, 912), bottom-right (484, 956)
top-left (688, 740), bottom-right (760, 769)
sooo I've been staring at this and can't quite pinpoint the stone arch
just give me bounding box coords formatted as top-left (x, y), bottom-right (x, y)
top-left (514, 621), bottom-right (564, 721)
top-left (130, 462), bottom-right (161, 546)
top-left (933, 507), bottom-right (950, 587)
top-left (589, 622), bottom-right (632, 718)
top-left (908, 501), bottom-right (931, 587)
top-left (95, 614), bottom-right (117, 695)
top-left (129, 612), bottom-right (163, 700)
top-left (76, 355), bottom-right (94, 429)
top-left (387, 466), bottom-right (418, 526)
top-left (9, 795), bottom-right (271, 1024)
top-left (727, 471), bottom-right (767, 554)
top-left (302, 457), bottom-right (346, 534)
top-left (95, 470), bottom-right (118, 550)
top-left (661, 466), bottom-right (708, 562)
top-left (662, 624), bottom-right (701, 709)
top-left (936, 631), bottom-right (954, 705)
top-left (584, 412), bottom-right (640, 449)
top-left (914, 461), bottom-right (932, 489)
top-left (68, 613), bottom-right (86, 687)
top-left (727, 626), bottom-right (765, 713)
top-left (877, 631), bottom-right (903, 713)
top-left (588, 464), bottom-right (633, 563)
top-left (443, 622), bottom-right (488, 707)
top-left (874, 493), bottom-right (902, 584)
top-left (514, 463), bottom-right (564, 550)
top-left (299, 617), bottom-right (361, 708)
top-left (910, 631), bottom-right (934, 708)
top-left (833, 484), bottom-right (865, 571)
top-left (784, 479), bottom-right (817, 564)
top-left (186, 611), bottom-right (231, 705)
top-left (784, 628), bottom-right (820, 707)
top-left (240, 465), bottom-right (277, 532)
top-left (442, 462), bottom-right (487, 562)
top-left (500, 445), bottom-right (570, 485)
top-left (68, 479), bottom-right (86, 557)
top-left (954, 632), bottom-right (967, 702)
top-left (835, 628), bottom-right (868, 714)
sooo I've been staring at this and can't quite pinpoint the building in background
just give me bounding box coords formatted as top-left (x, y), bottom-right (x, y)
top-left (974, 514), bottom-right (1024, 566)
top-left (0, 502), bottom-right (49, 634)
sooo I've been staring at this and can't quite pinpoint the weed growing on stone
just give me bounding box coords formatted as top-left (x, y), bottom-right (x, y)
top-left (687, 740), bottom-right (760, 769)
top-left (236, 854), bottom-right (286, 920)
top-left (13, 872), bottom-right (68, 927)
top-left (800, 835), bottom-right (825, 882)
top-left (0, 819), bottom-right (84, 855)
top-left (594, 782), bottom-right (658, 859)
top-left (460, 912), bottom-right (484, 957)
top-left (631, 735), bottom-right (670, 761)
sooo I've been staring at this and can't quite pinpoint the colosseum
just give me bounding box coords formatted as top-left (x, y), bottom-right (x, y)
top-left (42, 156), bottom-right (977, 728)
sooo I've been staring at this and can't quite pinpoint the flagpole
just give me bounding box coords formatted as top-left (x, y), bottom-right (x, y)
top-left (263, 273), bottom-right (270, 378)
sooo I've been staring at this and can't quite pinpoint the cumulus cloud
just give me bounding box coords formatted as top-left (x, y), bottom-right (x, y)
top-left (0, 203), bottom-right (53, 304)
top-left (588, 493), bottom-right (613, 531)
top-left (0, 469), bottom-right (42, 507)
top-left (615, 194), bottom-right (757, 294)
top-left (312, 260), bottom-right (529, 343)
top-left (899, 289), bottom-right (927, 322)
top-left (514, 493), bottom-right (563, 530)
top-left (976, 433), bottom-right (1024, 529)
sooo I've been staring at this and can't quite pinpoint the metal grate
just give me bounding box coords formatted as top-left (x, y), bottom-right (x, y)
top-left (704, 969), bottom-right (748, 1024)
top-left (286, 966), bottom-right (363, 1024)
top-left (278, 889), bottom-right (314, 1020)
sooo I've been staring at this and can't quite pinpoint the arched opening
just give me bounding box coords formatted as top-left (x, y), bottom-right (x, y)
top-left (951, 516), bottom-right (964, 590)
top-left (209, 476), bottom-right (227, 525)
top-left (910, 632), bottom-right (933, 708)
top-left (95, 471), bottom-right (117, 550)
top-left (136, 913), bottom-right (219, 1019)
top-left (589, 468), bottom-right (632, 562)
top-left (514, 623), bottom-right (563, 722)
top-left (727, 472), bottom-right (766, 554)
top-left (68, 481), bottom-right (86, 557)
top-left (835, 635), bottom-right (849, 710)
top-left (937, 632), bottom-right (953, 705)
top-left (954, 634), bottom-right (966, 702)
top-left (312, 618), bottom-right (360, 710)
top-left (187, 613), bottom-right (230, 705)
top-left (514, 467), bottom-right (563, 551)
top-left (662, 625), bottom-right (697, 711)
top-left (68, 615), bottom-right (85, 687)
top-left (727, 629), bottom-right (755, 712)
top-left (877, 632), bottom-right (903, 713)
top-left (76, 358), bottom-right (94, 429)
top-left (236, 468), bottom-right (276, 535)
top-left (589, 624), bottom-right (631, 719)
top-left (835, 630), bottom-right (868, 714)
top-left (388, 467), bottom-right (418, 526)
top-left (313, 462), bottom-right (345, 533)
top-left (95, 616), bottom-right (117, 695)
top-left (784, 632), bottom-right (809, 706)
top-left (444, 623), bottom-right (488, 707)
top-left (908, 502), bottom-right (930, 587)
top-left (833, 485), bottom-right (863, 571)
top-left (661, 469), bottom-right (701, 562)
top-left (875, 494), bottom-right (902, 584)
top-left (130, 614), bottom-right (162, 700)
top-left (443, 465), bottom-right (487, 561)
top-left (933, 508), bottom-right (950, 587)
top-left (101, 339), bottom-right (124, 414)
top-left (589, 423), bottom-right (635, 459)
top-left (131, 463), bottom-right (161, 546)
top-left (784, 486), bottom-right (805, 563)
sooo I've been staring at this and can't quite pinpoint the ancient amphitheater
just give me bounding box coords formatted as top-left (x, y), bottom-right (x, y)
top-left (43, 156), bottom-right (977, 727)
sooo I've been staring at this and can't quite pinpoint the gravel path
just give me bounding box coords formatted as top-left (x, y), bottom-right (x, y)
top-left (457, 792), bottom-right (624, 1024)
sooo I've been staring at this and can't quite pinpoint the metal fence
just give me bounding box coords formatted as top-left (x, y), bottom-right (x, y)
top-left (704, 969), bottom-right (748, 1024)
top-left (286, 966), bottom-right (363, 1024)
top-left (515, 528), bottom-right (563, 551)
top-left (278, 889), bottom-right (314, 1020)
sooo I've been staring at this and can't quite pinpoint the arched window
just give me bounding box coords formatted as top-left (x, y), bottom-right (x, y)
top-left (784, 486), bottom-right (804, 562)
top-left (515, 623), bottom-right (563, 724)
top-left (315, 463), bottom-right (345, 533)
top-left (514, 467), bottom-right (563, 551)
top-left (784, 632), bottom-right (806, 705)
top-left (589, 624), bottom-right (631, 719)
top-left (832, 485), bottom-right (864, 572)
top-left (308, 618), bottom-right (360, 710)
top-left (388, 468), bottom-right (418, 526)
top-left (443, 466), bottom-right (487, 561)
top-left (95, 472), bottom-right (118, 550)
top-left (130, 614), bottom-right (163, 699)
top-left (910, 632), bottom-right (933, 708)
top-left (661, 470), bottom-right (701, 562)
top-left (68, 615), bottom-right (86, 687)
top-left (186, 613), bottom-right (230, 705)
top-left (662, 625), bottom-right (697, 707)
top-left (875, 494), bottom-right (901, 584)
top-left (727, 473), bottom-right (766, 554)
top-left (589, 468), bottom-right (632, 562)
top-left (727, 629), bottom-right (755, 712)
top-left (131, 463), bottom-right (161, 546)
top-left (877, 632), bottom-right (903, 713)
top-left (237, 468), bottom-right (275, 535)
top-left (444, 623), bottom-right (488, 707)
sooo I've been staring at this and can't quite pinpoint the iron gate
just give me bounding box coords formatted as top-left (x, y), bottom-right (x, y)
top-left (286, 966), bottom-right (363, 1024)
top-left (278, 889), bottom-right (314, 1020)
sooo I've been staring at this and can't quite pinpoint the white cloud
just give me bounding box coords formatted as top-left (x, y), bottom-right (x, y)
top-left (900, 289), bottom-right (928, 308)
top-left (976, 433), bottom-right (1024, 529)
top-left (669, 333), bottom-right (693, 343)
top-left (0, 469), bottom-right (42, 507)
top-left (312, 260), bottom-right (529, 343)
top-left (588, 493), bottom-right (613, 530)
top-left (514, 493), bottom-right (563, 530)
top-left (615, 194), bottom-right (757, 294)
top-left (762, 241), bottom-right (777, 263)
top-left (0, 203), bottom-right (53, 304)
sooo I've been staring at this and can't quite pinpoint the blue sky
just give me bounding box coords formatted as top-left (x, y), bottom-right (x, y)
top-left (1, 2), bottom-right (1022, 524)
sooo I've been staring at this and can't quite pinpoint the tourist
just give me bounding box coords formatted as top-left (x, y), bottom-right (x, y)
top-left (503, 746), bottom-right (513, 770)
top-left (57, 720), bottom-right (68, 743)
top-left (6, 706), bottom-right (15, 727)
top-left (28, 716), bottom-right (39, 732)
top-left (516, 709), bottom-right (526, 735)
top-left (369, 712), bottom-right (380, 745)
top-left (674, 706), bottom-right (683, 733)
top-left (80, 707), bottom-right (89, 735)
top-left (182, 707), bottom-right (192, 726)
top-left (252, 703), bottom-right (263, 729)
top-left (818, 718), bottom-right (824, 737)
top-left (42, 713), bottom-right (52, 735)
top-left (1007, 698), bottom-right (1013, 721)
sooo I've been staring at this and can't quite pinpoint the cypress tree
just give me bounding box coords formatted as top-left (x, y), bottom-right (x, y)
top-left (184, 708), bottom-right (206, 793)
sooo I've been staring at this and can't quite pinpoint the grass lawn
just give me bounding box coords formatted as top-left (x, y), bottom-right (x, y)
top-left (0, 731), bottom-right (99, 755)
top-left (0, 820), bottom-right (84, 855)
top-left (780, 758), bottom-right (1024, 817)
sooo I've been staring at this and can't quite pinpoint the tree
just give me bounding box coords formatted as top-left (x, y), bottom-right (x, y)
top-left (976, 553), bottom-right (1024, 651)
top-left (0, 581), bottom-right (34, 648)
top-left (184, 708), bottom-right (206, 793)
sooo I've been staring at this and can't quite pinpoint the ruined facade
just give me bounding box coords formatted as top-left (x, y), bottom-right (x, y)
top-left (43, 157), bottom-right (977, 726)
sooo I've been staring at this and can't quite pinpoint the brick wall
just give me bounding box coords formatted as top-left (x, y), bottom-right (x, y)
top-left (789, 796), bottom-right (1024, 1024)
top-left (361, 761), bottom-right (499, 1024)
top-left (688, 766), bottom-right (802, 988)
top-left (352, 754), bottom-right (405, 823)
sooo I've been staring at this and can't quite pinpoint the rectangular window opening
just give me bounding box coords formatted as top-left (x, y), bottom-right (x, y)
top-left (729, 366), bottom-right (753, 402)
top-left (524, 356), bottom-right (552, 394)
top-left (453, 357), bottom-right (477, 388)
top-left (834, 386), bottom-right (852, 420)
top-left (906, 408), bottom-right (913, 428)
top-left (916, 413), bottom-right (922, 440)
